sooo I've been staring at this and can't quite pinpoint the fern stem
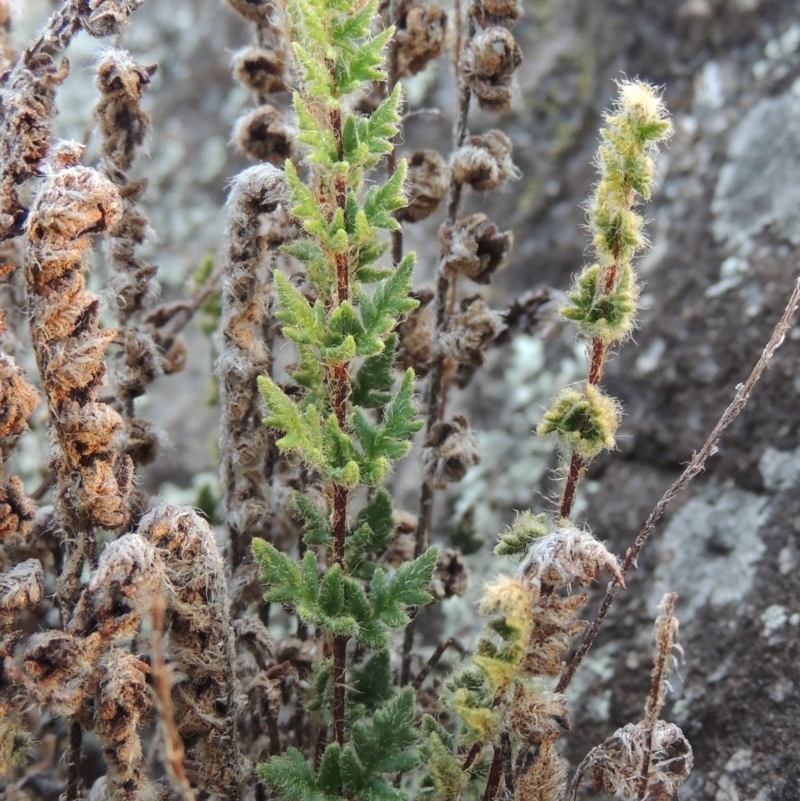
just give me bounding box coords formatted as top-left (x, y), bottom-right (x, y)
top-left (559, 244), bottom-right (621, 518)
top-left (330, 100), bottom-right (351, 747)
top-left (558, 452), bottom-right (583, 519)
top-left (332, 480), bottom-right (348, 746)
top-left (557, 277), bottom-right (800, 693)
top-left (65, 721), bottom-right (82, 801)
top-left (482, 744), bottom-right (505, 801)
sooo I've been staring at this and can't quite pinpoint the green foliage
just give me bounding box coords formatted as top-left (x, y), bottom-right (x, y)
top-left (346, 488), bottom-right (396, 575)
top-left (292, 492), bottom-right (333, 547)
top-left (560, 261), bottom-right (638, 343)
top-left (338, 688), bottom-right (420, 797)
top-left (349, 649), bottom-right (394, 714)
top-left (359, 254), bottom-right (418, 331)
top-left (590, 200), bottom-right (644, 267)
top-left (253, 538), bottom-right (437, 648)
top-left (257, 374), bottom-right (326, 468)
top-left (538, 383), bottom-right (621, 460)
top-left (447, 670), bottom-right (499, 744)
top-left (348, 546), bottom-right (439, 649)
top-left (368, 547), bottom-right (438, 629)
top-left (351, 334), bottom-right (398, 409)
top-left (259, 747), bottom-right (346, 801)
top-left (260, 690), bottom-right (421, 801)
top-left (538, 80), bottom-right (669, 475)
top-left (494, 510), bottom-right (549, 557)
top-left (352, 369), bottom-right (423, 486)
top-left (274, 269), bottom-right (325, 346)
top-left (363, 159), bottom-right (409, 231)
top-left (587, 80), bottom-right (672, 267)
top-left (418, 717), bottom-right (469, 801)
top-left (307, 657), bottom-right (335, 721)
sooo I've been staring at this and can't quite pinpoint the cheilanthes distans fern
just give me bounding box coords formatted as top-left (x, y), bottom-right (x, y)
top-left (251, 0), bottom-right (437, 797)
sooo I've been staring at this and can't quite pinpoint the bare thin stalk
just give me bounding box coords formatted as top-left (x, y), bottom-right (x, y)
top-left (559, 452), bottom-right (584, 520)
top-left (557, 277), bottom-right (800, 694)
top-left (482, 743), bottom-right (505, 801)
top-left (412, 636), bottom-right (466, 690)
top-left (500, 732), bottom-right (515, 798)
top-left (65, 720), bottom-right (82, 801)
top-left (636, 592), bottom-right (677, 800)
top-left (416, 2), bottom-right (473, 555)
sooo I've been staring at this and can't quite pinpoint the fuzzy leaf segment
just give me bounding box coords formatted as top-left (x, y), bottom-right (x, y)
top-left (259, 688), bottom-right (421, 801)
top-left (538, 383), bottom-right (621, 460)
top-left (252, 540), bottom-right (438, 649)
top-left (560, 80), bottom-right (671, 349)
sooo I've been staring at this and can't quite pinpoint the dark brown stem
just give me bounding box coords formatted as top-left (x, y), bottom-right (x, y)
top-left (500, 732), bottom-right (515, 798)
top-left (636, 725), bottom-right (656, 797)
top-left (412, 636), bottom-right (467, 690)
top-left (558, 452), bottom-right (584, 519)
top-left (65, 720), bottom-right (82, 801)
top-left (330, 103), bottom-right (350, 748)
top-left (463, 742), bottom-right (482, 772)
top-left (416, 1), bottom-right (473, 547)
top-left (482, 743), bottom-right (506, 801)
top-left (587, 336), bottom-right (606, 385)
top-left (162, 261), bottom-right (225, 344)
top-left (637, 592), bottom-right (677, 799)
top-left (332, 480), bottom-right (348, 746)
top-left (559, 247), bottom-right (620, 518)
top-left (556, 278), bottom-right (800, 694)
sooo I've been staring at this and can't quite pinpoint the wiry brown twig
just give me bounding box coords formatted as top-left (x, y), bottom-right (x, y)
top-left (412, 636), bottom-right (467, 690)
top-left (151, 594), bottom-right (197, 801)
top-left (557, 276), bottom-right (800, 695)
top-left (637, 592), bottom-right (678, 800)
